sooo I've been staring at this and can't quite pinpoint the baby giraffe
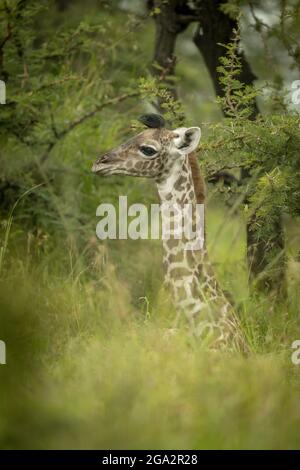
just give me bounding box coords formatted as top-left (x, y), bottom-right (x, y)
top-left (92, 114), bottom-right (244, 349)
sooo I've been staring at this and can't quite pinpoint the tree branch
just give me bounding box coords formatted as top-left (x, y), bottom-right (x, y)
top-left (40, 91), bottom-right (140, 164)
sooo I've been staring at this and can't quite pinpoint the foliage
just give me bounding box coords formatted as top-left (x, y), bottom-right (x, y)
top-left (1, 224), bottom-right (300, 449)
top-left (200, 22), bottom-right (300, 280)
top-left (216, 26), bottom-right (260, 119)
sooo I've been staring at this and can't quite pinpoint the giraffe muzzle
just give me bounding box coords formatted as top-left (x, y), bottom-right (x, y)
top-left (92, 153), bottom-right (119, 175)
top-left (92, 161), bottom-right (111, 175)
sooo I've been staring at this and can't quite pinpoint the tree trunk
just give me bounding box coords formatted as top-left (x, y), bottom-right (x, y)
top-left (148, 0), bottom-right (190, 105)
top-left (194, 3), bottom-right (258, 110)
top-left (246, 212), bottom-right (286, 295)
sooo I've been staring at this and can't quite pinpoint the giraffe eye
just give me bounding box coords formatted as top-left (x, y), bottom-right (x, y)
top-left (140, 146), bottom-right (157, 157)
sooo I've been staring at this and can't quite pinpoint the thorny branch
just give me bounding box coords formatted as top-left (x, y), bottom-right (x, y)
top-left (40, 91), bottom-right (140, 164)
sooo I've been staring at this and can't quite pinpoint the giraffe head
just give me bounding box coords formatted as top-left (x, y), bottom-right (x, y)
top-left (92, 114), bottom-right (201, 182)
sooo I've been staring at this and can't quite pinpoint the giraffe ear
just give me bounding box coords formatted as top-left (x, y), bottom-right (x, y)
top-left (173, 127), bottom-right (201, 154)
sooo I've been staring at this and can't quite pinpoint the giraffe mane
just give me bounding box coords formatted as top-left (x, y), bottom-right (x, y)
top-left (188, 152), bottom-right (205, 204)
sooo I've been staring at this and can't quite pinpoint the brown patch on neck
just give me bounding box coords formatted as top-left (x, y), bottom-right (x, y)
top-left (188, 152), bottom-right (205, 204)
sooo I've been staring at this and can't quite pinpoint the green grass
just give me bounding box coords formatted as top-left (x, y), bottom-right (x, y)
top-left (1, 201), bottom-right (300, 450)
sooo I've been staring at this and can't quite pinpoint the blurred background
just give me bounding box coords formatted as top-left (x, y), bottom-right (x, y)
top-left (0, 0), bottom-right (300, 449)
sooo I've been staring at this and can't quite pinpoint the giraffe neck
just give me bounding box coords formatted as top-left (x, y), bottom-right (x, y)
top-left (156, 154), bottom-right (233, 337)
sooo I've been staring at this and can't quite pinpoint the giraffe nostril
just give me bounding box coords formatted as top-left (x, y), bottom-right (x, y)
top-left (99, 152), bottom-right (117, 163)
top-left (92, 152), bottom-right (118, 173)
top-left (94, 154), bottom-right (111, 166)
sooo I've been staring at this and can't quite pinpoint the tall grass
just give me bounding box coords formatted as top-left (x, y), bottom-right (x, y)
top-left (1, 199), bottom-right (300, 449)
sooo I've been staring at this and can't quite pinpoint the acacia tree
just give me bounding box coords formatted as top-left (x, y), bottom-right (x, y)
top-left (147, 0), bottom-right (299, 295)
top-left (0, 0), bottom-right (143, 241)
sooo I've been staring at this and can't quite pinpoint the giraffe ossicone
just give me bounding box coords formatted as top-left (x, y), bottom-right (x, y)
top-left (92, 114), bottom-right (246, 350)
